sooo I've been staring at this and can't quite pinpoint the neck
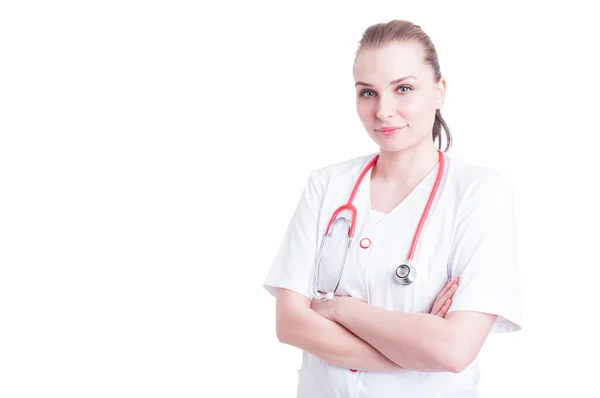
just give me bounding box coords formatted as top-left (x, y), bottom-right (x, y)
top-left (372, 142), bottom-right (440, 187)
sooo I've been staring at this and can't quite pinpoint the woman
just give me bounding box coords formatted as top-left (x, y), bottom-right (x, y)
top-left (263, 19), bottom-right (521, 397)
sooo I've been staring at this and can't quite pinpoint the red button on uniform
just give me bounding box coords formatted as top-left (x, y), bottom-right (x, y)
top-left (359, 238), bottom-right (371, 249)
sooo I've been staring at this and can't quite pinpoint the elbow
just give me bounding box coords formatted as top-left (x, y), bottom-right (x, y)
top-left (443, 356), bottom-right (470, 374)
top-left (421, 331), bottom-right (473, 373)
top-left (430, 312), bottom-right (496, 373)
top-left (436, 343), bottom-right (474, 374)
top-left (276, 311), bottom-right (306, 345)
top-left (394, 338), bottom-right (461, 373)
top-left (275, 324), bottom-right (286, 343)
top-left (276, 315), bottom-right (293, 344)
top-left (274, 288), bottom-right (312, 345)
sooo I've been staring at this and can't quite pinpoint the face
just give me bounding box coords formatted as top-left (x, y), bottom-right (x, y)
top-left (353, 41), bottom-right (446, 153)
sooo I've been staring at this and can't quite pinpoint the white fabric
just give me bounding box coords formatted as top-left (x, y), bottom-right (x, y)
top-left (369, 209), bottom-right (388, 227)
top-left (263, 151), bottom-right (522, 398)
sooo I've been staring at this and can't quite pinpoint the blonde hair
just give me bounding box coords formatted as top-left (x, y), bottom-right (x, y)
top-left (355, 20), bottom-right (452, 151)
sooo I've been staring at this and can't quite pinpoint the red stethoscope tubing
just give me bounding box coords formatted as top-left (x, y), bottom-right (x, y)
top-left (324, 150), bottom-right (445, 262)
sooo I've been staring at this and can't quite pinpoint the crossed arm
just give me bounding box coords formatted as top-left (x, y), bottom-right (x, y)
top-left (275, 281), bottom-right (497, 373)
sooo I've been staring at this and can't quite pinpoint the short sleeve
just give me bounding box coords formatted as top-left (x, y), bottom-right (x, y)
top-left (263, 171), bottom-right (323, 300)
top-left (447, 172), bottom-right (522, 333)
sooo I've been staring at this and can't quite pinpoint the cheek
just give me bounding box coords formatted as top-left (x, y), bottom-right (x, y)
top-left (356, 101), bottom-right (374, 125)
top-left (398, 95), bottom-right (436, 120)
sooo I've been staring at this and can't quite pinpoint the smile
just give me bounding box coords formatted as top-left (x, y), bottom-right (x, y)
top-left (375, 126), bottom-right (407, 137)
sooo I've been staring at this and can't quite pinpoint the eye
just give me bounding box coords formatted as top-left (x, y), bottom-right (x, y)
top-left (359, 89), bottom-right (377, 98)
top-left (396, 85), bottom-right (413, 94)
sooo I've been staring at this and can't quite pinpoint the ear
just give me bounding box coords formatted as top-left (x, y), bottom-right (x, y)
top-left (436, 77), bottom-right (447, 109)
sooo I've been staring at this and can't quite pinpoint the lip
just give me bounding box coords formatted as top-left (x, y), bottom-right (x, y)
top-left (376, 125), bottom-right (407, 136)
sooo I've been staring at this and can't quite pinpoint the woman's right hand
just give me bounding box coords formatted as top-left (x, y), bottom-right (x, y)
top-left (430, 276), bottom-right (459, 318)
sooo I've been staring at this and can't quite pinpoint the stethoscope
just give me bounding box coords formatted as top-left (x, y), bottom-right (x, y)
top-left (313, 150), bottom-right (446, 301)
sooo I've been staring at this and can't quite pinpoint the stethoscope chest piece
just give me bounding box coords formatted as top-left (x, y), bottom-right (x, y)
top-left (312, 150), bottom-right (445, 298)
top-left (394, 264), bottom-right (416, 285)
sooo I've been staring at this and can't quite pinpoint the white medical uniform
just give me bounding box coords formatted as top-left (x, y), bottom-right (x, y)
top-left (263, 151), bottom-right (522, 398)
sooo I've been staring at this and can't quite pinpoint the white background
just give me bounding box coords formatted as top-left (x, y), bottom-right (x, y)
top-left (1, 1), bottom-right (598, 397)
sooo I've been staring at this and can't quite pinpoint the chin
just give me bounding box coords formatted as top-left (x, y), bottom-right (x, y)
top-left (372, 136), bottom-right (417, 153)
top-left (369, 130), bottom-right (431, 153)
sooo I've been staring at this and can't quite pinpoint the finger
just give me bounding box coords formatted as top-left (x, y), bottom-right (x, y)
top-left (436, 277), bottom-right (459, 301)
top-left (441, 283), bottom-right (459, 302)
top-left (435, 285), bottom-right (457, 314)
top-left (439, 298), bottom-right (452, 317)
top-left (438, 300), bottom-right (452, 318)
top-left (431, 289), bottom-right (452, 315)
top-left (435, 280), bottom-right (453, 301)
top-left (432, 282), bottom-right (458, 315)
top-left (432, 282), bottom-right (457, 313)
top-left (431, 277), bottom-right (459, 315)
top-left (432, 297), bottom-right (450, 317)
top-left (431, 300), bottom-right (441, 315)
top-left (431, 286), bottom-right (449, 314)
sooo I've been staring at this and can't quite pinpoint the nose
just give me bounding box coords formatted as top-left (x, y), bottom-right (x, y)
top-left (375, 94), bottom-right (397, 120)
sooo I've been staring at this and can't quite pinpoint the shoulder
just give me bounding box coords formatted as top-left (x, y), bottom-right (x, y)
top-left (443, 153), bottom-right (515, 221)
top-left (306, 152), bottom-right (378, 189)
top-left (445, 152), bottom-right (514, 200)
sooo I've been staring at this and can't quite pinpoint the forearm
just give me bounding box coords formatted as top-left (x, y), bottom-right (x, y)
top-left (334, 298), bottom-right (455, 372)
top-left (278, 307), bottom-right (409, 373)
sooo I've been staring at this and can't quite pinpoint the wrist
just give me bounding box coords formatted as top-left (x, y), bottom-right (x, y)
top-left (333, 296), bottom-right (349, 322)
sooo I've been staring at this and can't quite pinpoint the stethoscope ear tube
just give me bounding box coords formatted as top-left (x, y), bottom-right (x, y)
top-left (314, 291), bottom-right (334, 301)
top-left (313, 150), bottom-right (445, 298)
top-left (313, 217), bottom-right (352, 300)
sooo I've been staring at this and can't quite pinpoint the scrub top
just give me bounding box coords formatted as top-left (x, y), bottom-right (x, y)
top-left (263, 151), bottom-right (522, 398)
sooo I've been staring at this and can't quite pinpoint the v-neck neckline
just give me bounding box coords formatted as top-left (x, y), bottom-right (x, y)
top-left (369, 209), bottom-right (388, 228)
top-left (350, 152), bottom-right (444, 242)
top-left (367, 158), bottom-right (441, 218)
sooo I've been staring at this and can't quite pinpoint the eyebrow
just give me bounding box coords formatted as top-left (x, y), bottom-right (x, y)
top-left (354, 75), bottom-right (417, 87)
